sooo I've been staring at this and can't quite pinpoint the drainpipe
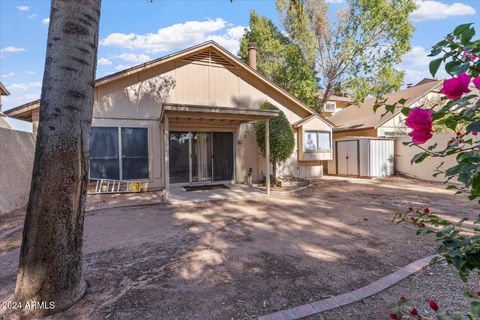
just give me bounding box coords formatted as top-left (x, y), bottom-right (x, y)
top-left (247, 43), bottom-right (257, 70)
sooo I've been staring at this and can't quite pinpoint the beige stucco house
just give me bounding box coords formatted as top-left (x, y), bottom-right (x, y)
top-left (5, 41), bottom-right (334, 193)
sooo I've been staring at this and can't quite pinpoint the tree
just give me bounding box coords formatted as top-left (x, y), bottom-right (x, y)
top-left (239, 11), bottom-right (319, 109)
top-left (255, 102), bottom-right (295, 181)
top-left (276, 0), bottom-right (415, 106)
top-left (14, 0), bottom-right (101, 316)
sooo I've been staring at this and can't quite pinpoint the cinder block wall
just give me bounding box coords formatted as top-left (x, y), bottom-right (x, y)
top-left (0, 127), bottom-right (35, 215)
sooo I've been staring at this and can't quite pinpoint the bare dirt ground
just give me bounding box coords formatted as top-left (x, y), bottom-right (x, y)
top-left (0, 176), bottom-right (478, 319)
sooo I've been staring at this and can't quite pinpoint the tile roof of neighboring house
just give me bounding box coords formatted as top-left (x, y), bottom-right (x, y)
top-left (328, 79), bottom-right (443, 132)
top-left (4, 41), bottom-right (334, 127)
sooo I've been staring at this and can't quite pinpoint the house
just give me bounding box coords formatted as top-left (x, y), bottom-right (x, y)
top-left (0, 81), bottom-right (11, 129)
top-left (317, 93), bottom-right (352, 116)
top-left (4, 41), bottom-right (334, 194)
top-left (328, 79), bottom-right (442, 139)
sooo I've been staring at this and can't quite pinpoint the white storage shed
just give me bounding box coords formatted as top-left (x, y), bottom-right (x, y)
top-left (327, 136), bottom-right (394, 177)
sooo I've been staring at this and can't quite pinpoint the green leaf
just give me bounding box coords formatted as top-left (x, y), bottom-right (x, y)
top-left (466, 121), bottom-right (480, 132)
top-left (453, 23), bottom-right (473, 36)
top-left (469, 301), bottom-right (480, 318)
top-left (373, 103), bottom-right (382, 113)
top-left (429, 58), bottom-right (443, 77)
top-left (461, 28), bottom-right (475, 45)
top-left (452, 62), bottom-right (470, 75)
top-left (411, 152), bottom-right (429, 164)
top-left (385, 104), bottom-right (395, 113)
top-left (401, 107), bottom-right (410, 116)
top-left (445, 60), bottom-right (461, 76)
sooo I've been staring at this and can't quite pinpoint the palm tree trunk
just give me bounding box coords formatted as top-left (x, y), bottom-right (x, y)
top-left (14, 0), bottom-right (101, 316)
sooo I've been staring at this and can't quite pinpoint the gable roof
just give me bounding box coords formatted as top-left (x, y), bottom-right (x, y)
top-left (329, 79), bottom-right (442, 132)
top-left (0, 82), bottom-right (10, 96)
top-left (5, 41), bottom-right (333, 127)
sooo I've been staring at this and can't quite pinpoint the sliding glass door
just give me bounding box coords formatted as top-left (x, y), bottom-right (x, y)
top-left (169, 131), bottom-right (233, 184)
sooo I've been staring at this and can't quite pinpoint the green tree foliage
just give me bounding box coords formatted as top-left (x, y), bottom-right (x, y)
top-left (255, 102), bottom-right (295, 181)
top-left (276, 0), bottom-right (415, 105)
top-left (239, 11), bottom-right (319, 109)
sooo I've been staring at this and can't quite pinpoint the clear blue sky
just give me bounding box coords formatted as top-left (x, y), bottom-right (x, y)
top-left (1, 0), bottom-right (479, 131)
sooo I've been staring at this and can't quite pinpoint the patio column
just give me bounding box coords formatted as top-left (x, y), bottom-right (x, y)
top-left (265, 119), bottom-right (270, 195)
top-left (164, 115), bottom-right (169, 199)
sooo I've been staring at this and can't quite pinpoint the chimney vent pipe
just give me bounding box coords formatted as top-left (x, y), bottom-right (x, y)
top-left (247, 42), bottom-right (257, 70)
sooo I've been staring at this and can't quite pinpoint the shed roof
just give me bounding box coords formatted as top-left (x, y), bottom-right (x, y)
top-left (329, 79), bottom-right (442, 132)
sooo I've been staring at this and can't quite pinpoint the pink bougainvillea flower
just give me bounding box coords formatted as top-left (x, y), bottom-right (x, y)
top-left (389, 313), bottom-right (398, 319)
top-left (474, 131), bottom-right (479, 136)
top-left (400, 296), bottom-right (407, 301)
top-left (429, 300), bottom-right (439, 311)
top-left (424, 207), bottom-right (430, 213)
top-left (439, 73), bottom-right (471, 99)
top-left (474, 76), bottom-right (480, 90)
top-left (405, 108), bottom-right (433, 144)
top-left (463, 51), bottom-right (478, 61)
top-left (411, 308), bottom-right (418, 316)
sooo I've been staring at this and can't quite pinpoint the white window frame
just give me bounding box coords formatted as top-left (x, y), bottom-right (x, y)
top-left (90, 126), bottom-right (150, 181)
top-left (304, 130), bottom-right (332, 152)
top-left (324, 101), bottom-right (336, 112)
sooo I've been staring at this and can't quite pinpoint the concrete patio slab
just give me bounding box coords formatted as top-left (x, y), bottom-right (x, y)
top-left (168, 183), bottom-right (267, 204)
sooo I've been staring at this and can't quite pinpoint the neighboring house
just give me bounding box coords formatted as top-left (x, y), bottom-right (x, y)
top-left (328, 79), bottom-right (442, 139)
top-left (0, 81), bottom-right (11, 129)
top-left (316, 93), bottom-right (352, 116)
top-left (5, 41), bottom-right (334, 193)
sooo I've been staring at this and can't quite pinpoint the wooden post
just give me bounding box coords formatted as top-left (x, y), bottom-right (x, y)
top-left (265, 119), bottom-right (270, 195)
top-left (164, 115), bottom-right (169, 199)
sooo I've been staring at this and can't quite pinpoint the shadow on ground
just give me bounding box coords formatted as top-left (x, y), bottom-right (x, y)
top-left (0, 176), bottom-right (477, 320)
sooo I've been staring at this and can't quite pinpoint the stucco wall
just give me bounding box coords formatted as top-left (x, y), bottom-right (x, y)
top-left (92, 52), bottom-right (331, 185)
top-left (395, 133), bottom-right (459, 182)
top-left (0, 127), bottom-right (35, 214)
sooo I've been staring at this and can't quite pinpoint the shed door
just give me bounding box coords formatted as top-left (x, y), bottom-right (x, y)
top-left (336, 141), bottom-right (359, 176)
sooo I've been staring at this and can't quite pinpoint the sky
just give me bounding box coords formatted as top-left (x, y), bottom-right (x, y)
top-left (1, 0), bottom-right (479, 132)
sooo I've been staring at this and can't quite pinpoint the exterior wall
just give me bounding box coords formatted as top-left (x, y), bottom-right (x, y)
top-left (0, 127), bottom-right (35, 214)
top-left (91, 53), bottom-right (329, 187)
top-left (333, 128), bottom-right (377, 140)
top-left (378, 113), bottom-right (407, 137)
top-left (395, 133), bottom-right (460, 182)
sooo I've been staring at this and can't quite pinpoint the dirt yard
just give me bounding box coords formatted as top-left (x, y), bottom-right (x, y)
top-left (0, 176), bottom-right (477, 319)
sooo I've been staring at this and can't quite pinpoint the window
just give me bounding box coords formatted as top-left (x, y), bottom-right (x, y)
top-left (304, 130), bottom-right (331, 152)
top-left (121, 128), bottom-right (149, 179)
top-left (324, 102), bottom-right (336, 112)
top-left (90, 127), bottom-right (120, 179)
top-left (89, 127), bottom-right (149, 180)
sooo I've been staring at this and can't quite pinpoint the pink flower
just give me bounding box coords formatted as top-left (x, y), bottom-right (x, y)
top-left (405, 108), bottom-right (433, 144)
top-left (474, 77), bottom-right (480, 90)
top-left (439, 73), bottom-right (471, 99)
top-left (463, 51), bottom-right (477, 61)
